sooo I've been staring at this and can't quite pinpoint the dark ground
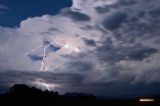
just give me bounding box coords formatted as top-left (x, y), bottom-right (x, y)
top-left (0, 99), bottom-right (159, 106)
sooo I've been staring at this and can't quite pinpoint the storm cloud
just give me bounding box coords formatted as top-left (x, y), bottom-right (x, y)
top-left (102, 12), bottom-right (128, 30)
top-left (0, 0), bottom-right (160, 96)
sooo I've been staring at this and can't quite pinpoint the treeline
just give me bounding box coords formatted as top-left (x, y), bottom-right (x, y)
top-left (0, 84), bottom-right (96, 101)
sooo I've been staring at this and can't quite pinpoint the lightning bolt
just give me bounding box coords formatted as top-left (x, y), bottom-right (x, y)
top-left (24, 39), bottom-right (60, 71)
top-left (34, 78), bottom-right (50, 90)
top-left (40, 41), bottom-right (55, 71)
top-left (25, 38), bottom-right (80, 71)
top-left (43, 83), bottom-right (50, 91)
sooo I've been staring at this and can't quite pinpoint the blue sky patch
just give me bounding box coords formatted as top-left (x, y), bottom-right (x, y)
top-left (0, 0), bottom-right (72, 27)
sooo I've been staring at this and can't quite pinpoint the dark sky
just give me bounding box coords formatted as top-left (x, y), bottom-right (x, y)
top-left (0, 0), bottom-right (160, 97)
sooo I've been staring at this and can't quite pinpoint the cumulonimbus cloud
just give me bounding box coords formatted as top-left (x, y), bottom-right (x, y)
top-left (0, 0), bottom-right (160, 93)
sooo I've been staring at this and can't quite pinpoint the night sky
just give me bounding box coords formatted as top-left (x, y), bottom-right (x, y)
top-left (0, 0), bottom-right (160, 97)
